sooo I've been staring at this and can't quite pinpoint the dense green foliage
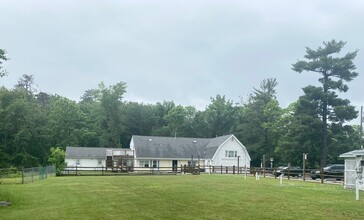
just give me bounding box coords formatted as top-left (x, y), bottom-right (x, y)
top-left (47, 147), bottom-right (67, 175)
top-left (292, 40), bottom-right (358, 168)
top-left (1, 175), bottom-right (364, 219)
top-left (0, 48), bottom-right (8, 77)
top-left (0, 40), bottom-right (361, 168)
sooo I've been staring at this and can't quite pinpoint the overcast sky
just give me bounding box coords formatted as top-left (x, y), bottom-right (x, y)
top-left (1, 0), bottom-right (363, 123)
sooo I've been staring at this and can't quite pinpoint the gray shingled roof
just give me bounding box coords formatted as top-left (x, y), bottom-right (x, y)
top-left (66, 146), bottom-right (107, 159)
top-left (132, 135), bottom-right (232, 159)
top-left (339, 149), bottom-right (364, 158)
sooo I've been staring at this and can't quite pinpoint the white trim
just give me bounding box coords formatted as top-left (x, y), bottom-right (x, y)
top-left (211, 135), bottom-right (233, 161)
top-left (232, 135), bottom-right (251, 161)
top-left (136, 157), bottom-right (206, 160)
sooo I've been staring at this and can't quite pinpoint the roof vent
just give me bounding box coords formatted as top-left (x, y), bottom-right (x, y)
top-left (193, 140), bottom-right (197, 143)
top-left (148, 139), bottom-right (152, 142)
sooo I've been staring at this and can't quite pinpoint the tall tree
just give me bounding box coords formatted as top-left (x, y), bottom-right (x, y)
top-left (121, 102), bottom-right (157, 146)
top-left (94, 82), bottom-right (127, 147)
top-left (236, 78), bottom-right (281, 166)
top-left (292, 40), bottom-right (359, 168)
top-left (15, 74), bottom-right (37, 94)
top-left (164, 105), bottom-right (198, 137)
top-left (205, 95), bottom-right (238, 137)
top-left (151, 101), bottom-right (176, 136)
top-left (275, 99), bottom-right (322, 167)
top-left (0, 49), bottom-right (8, 77)
top-left (49, 96), bottom-right (86, 147)
top-left (78, 93), bottom-right (101, 148)
top-left (0, 88), bottom-right (49, 167)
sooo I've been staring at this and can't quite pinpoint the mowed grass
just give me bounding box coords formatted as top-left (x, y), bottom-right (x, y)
top-left (1, 175), bottom-right (364, 220)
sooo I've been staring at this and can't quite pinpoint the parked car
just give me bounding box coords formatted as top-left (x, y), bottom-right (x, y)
top-left (310, 164), bottom-right (344, 180)
top-left (274, 166), bottom-right (303, 177)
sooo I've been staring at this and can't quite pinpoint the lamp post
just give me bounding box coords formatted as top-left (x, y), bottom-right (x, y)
top-left (360, 106), bottom-right (363, 149)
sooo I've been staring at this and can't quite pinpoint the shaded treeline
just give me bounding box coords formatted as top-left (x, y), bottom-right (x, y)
top-left (0, 40), bottom-right (360, 168)
top-left (0, 77), bottom-right (359, 168)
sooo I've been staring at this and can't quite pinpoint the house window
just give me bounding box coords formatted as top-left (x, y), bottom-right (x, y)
top-left (151, 160), bottom-right (159, 168)
top-left (225, 151), bottom-right (237, 158)
top-left (139, 160), bottom-right (149, 168)
top-left (76, 159), bottom-right (80, 166)
top-left (97, 159), bottom-right (102, 166)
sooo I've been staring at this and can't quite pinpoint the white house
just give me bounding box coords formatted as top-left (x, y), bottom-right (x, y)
top-left (65, 134), bottom-right (251, 173)
top-left (130, 134), bottom-right (251, 172)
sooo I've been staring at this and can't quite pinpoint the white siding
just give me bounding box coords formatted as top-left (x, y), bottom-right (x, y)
top-left (343, 156), bottom-right (364, 190)
top-left (211, 136), bottom-right (250, 168)
top-left (65, 158), bottom-right (105, 170)
top-left (344, 158), bottom-right (357, 189)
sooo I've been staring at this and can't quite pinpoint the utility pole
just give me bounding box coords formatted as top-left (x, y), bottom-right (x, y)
top-left (361, 106), bottom-right (363, 149)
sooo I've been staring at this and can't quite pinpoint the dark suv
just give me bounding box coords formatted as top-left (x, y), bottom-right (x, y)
top-left (310, 164), bottom-right (344, 180)
top-left (274, 166), bottom-right (303, 177)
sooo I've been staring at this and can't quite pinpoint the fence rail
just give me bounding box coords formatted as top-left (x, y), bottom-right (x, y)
top-left (0, 166), bottom-right (56, 184)
top-left (63, 165), bottom-right (251, 176)
top-left (62, 165), bottom-right (344, 183)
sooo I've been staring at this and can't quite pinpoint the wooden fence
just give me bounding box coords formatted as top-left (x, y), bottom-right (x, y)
top-left (63, 165), bottom-right (251, 176)
top-left (62, 166), bottom-right (344, 183)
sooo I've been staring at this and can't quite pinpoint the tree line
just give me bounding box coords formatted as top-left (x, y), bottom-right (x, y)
top-left (0, 40), bottom-right (360, 168)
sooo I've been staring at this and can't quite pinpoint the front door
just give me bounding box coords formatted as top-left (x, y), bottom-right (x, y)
top-left (172, 160), bottom-right (178, 171)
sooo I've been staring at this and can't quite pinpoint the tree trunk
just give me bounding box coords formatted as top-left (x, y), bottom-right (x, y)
top-left (320, 75), bottom-right (329, 169)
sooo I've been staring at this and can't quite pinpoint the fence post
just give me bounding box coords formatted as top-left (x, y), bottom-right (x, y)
top-left (237, 156), bottom-right (240, 175)
top-left (233, 165), bottom-right (235, 175)
top-left (288, 167), bottom-right (290, 180)
top-left (274, 168), bottom-right (277, 179)
top-left (184, 165), bottom-right (186, 174)
top-left (320, 168), bottom-right (324, 183)
top-left (221, 165), bottom-right (223, 174)
top-left (76, 165), bottom-right (78, 176)
top-left (102, 165), bottom-right (104, 176)
top-left (22, 167), bottom-right (24, 184)
top-left (32, 167), bottom-right (34, 182)
top-left (226, 166), bottom-right (228, 174)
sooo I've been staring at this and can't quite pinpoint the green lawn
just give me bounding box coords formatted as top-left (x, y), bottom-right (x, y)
top-left (1, 175), bottom-right (364, 220)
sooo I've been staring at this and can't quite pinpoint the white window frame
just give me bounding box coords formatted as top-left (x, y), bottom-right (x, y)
top-left (139, 160), bottom-right (150, 168)
top-left (151, 160), bottom-right (159, 168)
top-left (225, 150), bottom-right (237, 158)
top-left (76, 159), bottom-right (81, 166)
top-left (97, 159), bottom-right (102, 166)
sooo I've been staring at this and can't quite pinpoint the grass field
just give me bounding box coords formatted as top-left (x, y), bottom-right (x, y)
top-left (1, 175), bottom-right (364, 220)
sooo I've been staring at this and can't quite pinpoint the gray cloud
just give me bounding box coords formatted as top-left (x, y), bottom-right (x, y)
top-left (1, 0), bottom-right (363, 122)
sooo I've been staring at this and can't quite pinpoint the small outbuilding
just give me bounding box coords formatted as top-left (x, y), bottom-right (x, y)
top-left (339, 149), bottom-right (364, 189)
top-left (65, 147), bottom-right (134, 170)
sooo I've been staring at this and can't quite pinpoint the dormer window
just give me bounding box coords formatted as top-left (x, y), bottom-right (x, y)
top-left (225, 150), bottom-right (237, 158)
